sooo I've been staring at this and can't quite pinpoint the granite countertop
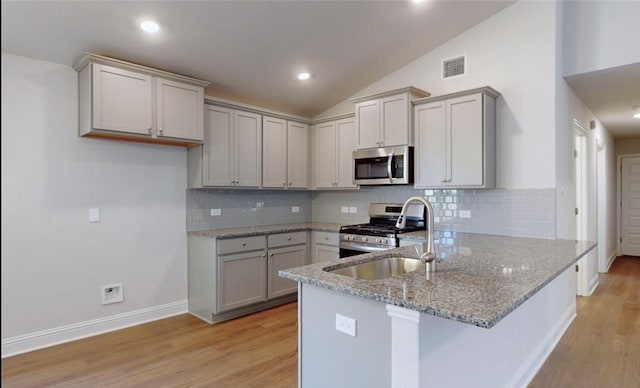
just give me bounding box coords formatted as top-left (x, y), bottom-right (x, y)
top-left (280, 231), bottom-right (596, 329)
top-left (188, 222), bottom-right (342, 238)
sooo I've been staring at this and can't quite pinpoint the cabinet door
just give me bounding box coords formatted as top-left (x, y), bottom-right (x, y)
top-left (381, 93), bottom-right (410, 147)
top-left (287, 121), bottom-right (309, 188)
top-left (268, 245), bottom-right (307, 299)
top-left (155, 78), bottom-right (204, 141)
top-left (314, 121), bottom-right (338, 188)
top-left (217, 251), bottom-right (267, 313)
top-left (414, 102), bottom-right (447, 188)
top-left (262, 116), bottom-right (287, 188)
top-left (356, 99), bottom-right (381, 149)
top-left (203, 105), bottom-right (234, 186)
top-left (92, 64), bottom-right (152, 135)
top-left (336, 118), bottom-right (358, 188)
top-left (313, 244), bottom-right (339, 264)
top-left (447, 94), bottom-right (483, 186)
top-left (234, 110), bottom-right (262, 187)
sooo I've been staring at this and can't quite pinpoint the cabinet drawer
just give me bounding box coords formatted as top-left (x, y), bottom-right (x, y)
top-left (314, 231), bottom-right (339, 246)
top-left (268, 231), bottom-right (307, 248)
top-left (218, 236), bottom-right (266, 255)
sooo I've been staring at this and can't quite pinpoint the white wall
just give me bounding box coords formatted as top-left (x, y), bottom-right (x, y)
top-left (1, 53), bottom-right (188, 350)
top-left (563, 1), bottom-right (640, 77)
top-left (615, 138), bottom-right (640, 156)
top-left (316, 1), bottom-right (558, 189)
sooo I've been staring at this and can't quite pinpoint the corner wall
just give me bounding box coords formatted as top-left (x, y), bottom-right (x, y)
top-left (1, 53), bottom-right (188, 353)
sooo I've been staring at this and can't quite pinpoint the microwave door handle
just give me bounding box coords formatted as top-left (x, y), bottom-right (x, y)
top-left (387, 152), bottom-right (394, 183)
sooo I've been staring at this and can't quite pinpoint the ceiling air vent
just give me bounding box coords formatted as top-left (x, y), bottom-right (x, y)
top-left (442, 54), bottom-right (466, 79)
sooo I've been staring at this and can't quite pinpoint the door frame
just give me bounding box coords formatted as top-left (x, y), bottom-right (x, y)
top-left (617, 153), bottom-right (640, 256)
top-left (574, 120), bottom-right (589, 296)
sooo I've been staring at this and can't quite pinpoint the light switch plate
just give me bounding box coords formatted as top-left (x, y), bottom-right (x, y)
top-left (459, 210), bottom-right (471, 218)
top-left (210, 208), bottom-right (222, 216)
top-left (335, 314), bottom-right (356, 337)
top-left (89, 208), bottom-right (100, 223)
top-left (292, 206), bottom-right (300, 213)
top-left (341, 206), bottom-right (349, 213)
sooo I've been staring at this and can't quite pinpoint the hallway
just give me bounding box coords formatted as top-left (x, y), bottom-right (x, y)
top-left (529, 256), bottom-right (640, 387)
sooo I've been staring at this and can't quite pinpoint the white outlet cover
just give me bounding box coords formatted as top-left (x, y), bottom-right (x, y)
top-left (459, 210), bottom-right (471, 218)
top-left (335, 313), bottom-right (356, 337)
top-left (349, 207), bottom-right (357, 213)
top-left (89, 208), bottom-right (100, 223)
top-left (341, 206), bottom-right (349, 213)
top-left (101, 283), bottom-right (123, 305)
top-left (292, 206), bottom-right (300, 213)
top-left (210, 208), bottom-right (222, 216)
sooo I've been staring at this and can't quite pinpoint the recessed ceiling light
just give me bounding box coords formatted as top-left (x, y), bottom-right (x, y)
top-left (412, 0), bottom-right (426, 3)
top-left (140, 20), bottom-right (160, 33)
top-left (633, 105), bottom-right (640, 119)
top-left (297, 72), bottom-right (311, 80)
top-left (634, 112), bottom-right (640, 119)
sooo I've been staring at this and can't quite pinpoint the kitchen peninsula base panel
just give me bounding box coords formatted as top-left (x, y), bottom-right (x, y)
top-left (190, 294), bottom-right (297, 325)
top-left (298, 267), bottom-right (576, 388)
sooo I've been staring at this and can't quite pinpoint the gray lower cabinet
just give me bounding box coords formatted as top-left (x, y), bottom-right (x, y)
top-left (188, 231), bottom-right (307, 324)
top-left (217, 250), bottom-right (267, 313)
top-left (267, 232), bottom-right (308, 299)
top-left (312, 231), bottom-right (339, 263)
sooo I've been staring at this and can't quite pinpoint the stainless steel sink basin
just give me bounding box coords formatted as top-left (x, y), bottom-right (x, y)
top-left (326, 256), bottom-right (424, 280)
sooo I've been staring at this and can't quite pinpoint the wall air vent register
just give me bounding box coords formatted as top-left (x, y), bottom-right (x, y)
top-left (442, 54), bottom-right (467, 79)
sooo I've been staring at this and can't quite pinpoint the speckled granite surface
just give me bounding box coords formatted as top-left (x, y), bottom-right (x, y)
top-left (188, 222), bottom-right (342, 238)
top-left (280, 231), bottom-right (596, 329)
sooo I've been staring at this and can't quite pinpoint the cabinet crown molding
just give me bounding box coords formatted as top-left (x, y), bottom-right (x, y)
top-left (413, 86), bottom-right (500, 106)
top-left (73, 53), bottom-right (210, 88)
top-left (349, 86), bottom-right (430, 104)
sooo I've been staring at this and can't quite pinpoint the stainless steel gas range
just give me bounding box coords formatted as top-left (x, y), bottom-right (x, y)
top-left (339, 202), bottom-right (426, 258)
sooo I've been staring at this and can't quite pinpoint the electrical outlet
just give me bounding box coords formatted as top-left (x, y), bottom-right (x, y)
top-left (292, 206), bottom-right (300, 213)
top-left (335, 314), bottom-right (356, 337)
top-left (89, 208), bottom-right (100, 223)
top-left (459, 210), bottom-right (471, 218)
top-left (101, 283), bottom-right (123, 305)
top-left (349, 207), bottom-right (357, 213)
top-left (210, 208), bottom-right (222, 216)
top-left (341, 206), bottom-right (349, 213)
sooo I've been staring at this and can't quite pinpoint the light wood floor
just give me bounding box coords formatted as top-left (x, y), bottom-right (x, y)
top-left (2, 257), bottom-right (639, 388)
top-left (529, 256), bottom-right (640, 387)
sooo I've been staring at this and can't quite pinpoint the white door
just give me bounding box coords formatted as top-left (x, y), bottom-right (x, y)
top-left (574, 128), bottom-right (589, 296)
top-left (621, 156), bottom-right (640, 256)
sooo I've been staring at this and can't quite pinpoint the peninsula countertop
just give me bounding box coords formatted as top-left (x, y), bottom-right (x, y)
top-left (280, 231), bottom-right (596, 329)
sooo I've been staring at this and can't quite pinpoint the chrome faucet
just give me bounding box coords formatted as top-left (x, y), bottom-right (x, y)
top-left (396, 196), bottom-right (437, 272)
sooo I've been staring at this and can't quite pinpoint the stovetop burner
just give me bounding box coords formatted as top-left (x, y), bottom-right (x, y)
top-left (339, 202), bottom-right (427, 238)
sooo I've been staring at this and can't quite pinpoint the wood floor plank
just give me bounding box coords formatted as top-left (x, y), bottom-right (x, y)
top-left (2, 257), bottom-right (638, 387)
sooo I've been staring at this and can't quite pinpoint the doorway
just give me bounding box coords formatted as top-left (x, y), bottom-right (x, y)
top-left (619, 155), bottom-right (640, 256)
top-left (574, 122), bottom-right (589, 296)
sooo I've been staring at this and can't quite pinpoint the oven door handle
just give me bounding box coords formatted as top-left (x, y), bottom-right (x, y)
top-left (387, 152), bottom-right (394, 183)
top-left (339, 241), bottom-right (396, 253)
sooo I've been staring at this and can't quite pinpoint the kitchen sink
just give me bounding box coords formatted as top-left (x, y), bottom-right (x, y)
top-left (326, 256), bottom-right (424, 280)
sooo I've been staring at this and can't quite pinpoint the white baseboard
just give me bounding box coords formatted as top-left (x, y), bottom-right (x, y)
top-left (604, 251), bottom-right (618, 272)
top-left (588, 279), bottom-right (599, 296)
top-left (1, 299), bottom-right (188, 358)
top-left (506, 304), bottom-right (576, 388)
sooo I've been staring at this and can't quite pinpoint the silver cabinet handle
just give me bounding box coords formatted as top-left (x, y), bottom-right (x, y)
top-left (148, 126), bottom-right (152, 134)
top-left (288, 182), bottom-right (293, 186)
top-left (324, 237), bottom-right (329, 241)
top-left (387, 152), bottom-right (394, 183)
top-left (270, 253), bottom-right (274, 257)
top-left (441, 178), bottom-right (447, 183)
top-left (287, 237), bottom-right (292, 241)
top-left (241, 242), bottom-right (246, 246)
top-left (158, 127), bottom-right (163, 135)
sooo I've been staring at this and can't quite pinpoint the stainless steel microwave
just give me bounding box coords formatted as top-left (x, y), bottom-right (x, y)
top-left (353, 145), bottom-right (413, 185)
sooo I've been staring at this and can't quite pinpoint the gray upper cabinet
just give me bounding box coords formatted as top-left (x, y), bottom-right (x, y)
top-left (352, 87), bottom-right (430, 150)
top-left (313, 117), bottom-right (358, 189)
top-left (75, 53), bottom-right (207, 147)
top-left (262, 116), bottom-right (309, 189)
top-left (414, 86), bottom-right (499, 189)
top-left (188, 105), bottom-right (262, 188)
